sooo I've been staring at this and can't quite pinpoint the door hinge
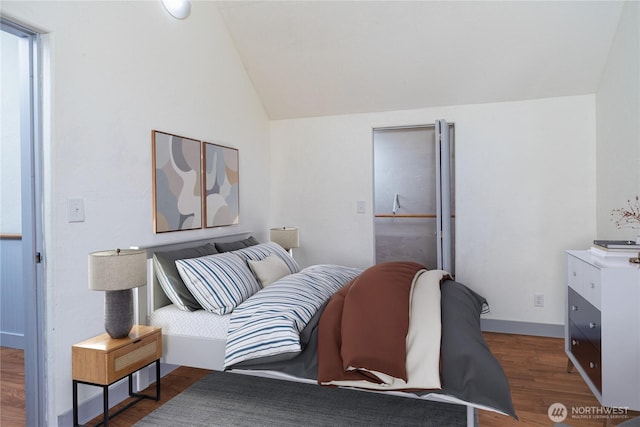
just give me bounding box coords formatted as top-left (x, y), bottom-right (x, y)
top-left (35, 252), bottom-right (42, 263)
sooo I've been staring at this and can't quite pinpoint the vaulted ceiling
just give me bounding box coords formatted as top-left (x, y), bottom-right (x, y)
top-left (217, 1), bottom-right (625, 120)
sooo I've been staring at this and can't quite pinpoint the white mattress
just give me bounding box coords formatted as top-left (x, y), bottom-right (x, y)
top-left (149, 304), bottom-right (230, 340)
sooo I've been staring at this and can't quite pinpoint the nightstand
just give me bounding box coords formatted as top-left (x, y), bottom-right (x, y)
top-left (72, 325), bottom-right (162, 427)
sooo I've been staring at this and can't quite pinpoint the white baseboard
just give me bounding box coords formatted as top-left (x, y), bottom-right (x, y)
top-left (481, 318), bottom-right (564, 338)
top-left (0, 331), bottom-right (24, 349)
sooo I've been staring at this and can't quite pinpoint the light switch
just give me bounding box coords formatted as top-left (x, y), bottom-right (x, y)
top-left (356, 200), bottom-right (366, 214)
top-left (68, 198), bottom-right (85, 222)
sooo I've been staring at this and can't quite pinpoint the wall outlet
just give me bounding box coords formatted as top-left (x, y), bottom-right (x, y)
top-left (534, 293), bottom-right (544, 307)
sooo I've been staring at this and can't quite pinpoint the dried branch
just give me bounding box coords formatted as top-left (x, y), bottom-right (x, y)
top-left (611, 196), bottom-right (640, 229)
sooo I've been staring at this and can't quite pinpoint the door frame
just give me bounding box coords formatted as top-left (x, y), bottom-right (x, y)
top-left (372, 122), bottom-right (455, 273)
top-left (1, 17), bottom-right (47, 426)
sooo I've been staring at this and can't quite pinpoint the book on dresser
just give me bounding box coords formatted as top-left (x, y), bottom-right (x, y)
top-left (593, 239), bottom-right (640, 250)
top-left (589, 245), bottom-right (640, 258)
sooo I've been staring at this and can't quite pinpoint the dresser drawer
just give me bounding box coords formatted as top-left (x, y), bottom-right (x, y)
top-left (569, 321), bottom-right (602, 393)
top-left (567, 255), bottom-right (585, 294)
top-left (568, 287), bottom-right (601, 350)
top-left (568, 255), bottom-right (602, 309)
top-left (582, 263), bottom-right (602, 310)
top-left (110, 333), bottom-right (161, 381)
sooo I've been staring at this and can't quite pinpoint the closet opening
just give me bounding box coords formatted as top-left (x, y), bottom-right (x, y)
top-left (373, 121), bottom-right (455, 275)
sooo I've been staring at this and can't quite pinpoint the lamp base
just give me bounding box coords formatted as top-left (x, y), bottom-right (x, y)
top-left (104, 289), bottom-right (133, 339)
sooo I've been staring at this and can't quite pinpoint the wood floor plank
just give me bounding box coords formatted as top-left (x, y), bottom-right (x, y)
top-left (478, 333), bottom-right (639, 427)
top-left (0, 346), bottom-right (26, 427)
top-left (3, 333), bottom-right (639, 426)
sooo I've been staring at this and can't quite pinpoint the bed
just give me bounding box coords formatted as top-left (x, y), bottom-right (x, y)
top-left (136, 233), bottom-right (517, 426)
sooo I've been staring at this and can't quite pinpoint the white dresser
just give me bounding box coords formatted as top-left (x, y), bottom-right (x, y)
top-left (565, 250), bottom-right (640, 410)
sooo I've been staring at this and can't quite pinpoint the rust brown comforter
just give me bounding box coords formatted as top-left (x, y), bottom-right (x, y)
top-left (317, 261), bottom-right (434, 387)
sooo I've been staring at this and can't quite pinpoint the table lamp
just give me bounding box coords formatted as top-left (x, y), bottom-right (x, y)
top-left (270, 227), bottom-right (300, 256)
top-left (88, 248), bottom-right (147, 338)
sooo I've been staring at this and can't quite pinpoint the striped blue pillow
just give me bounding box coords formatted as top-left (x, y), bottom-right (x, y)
top-left (175, 252), bottom-right (261, 315)
top-left (233, 241), bottom-right (300, 274)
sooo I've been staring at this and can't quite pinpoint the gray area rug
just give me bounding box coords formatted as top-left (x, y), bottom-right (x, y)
top-left (134, 371), bottom-right (468, 426)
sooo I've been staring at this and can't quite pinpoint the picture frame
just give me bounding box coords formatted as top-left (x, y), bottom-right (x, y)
top-left (152, 130), bottom-right (203, 233)
top-left (203, 141), bottom-right (239, 228)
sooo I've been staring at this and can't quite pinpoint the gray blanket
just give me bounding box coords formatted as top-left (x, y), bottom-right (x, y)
top-left (229, 279), bottom-right (517, 419)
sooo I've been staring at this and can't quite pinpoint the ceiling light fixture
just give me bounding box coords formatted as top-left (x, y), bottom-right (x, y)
top-left (161, 0), bottom-right (191, 20)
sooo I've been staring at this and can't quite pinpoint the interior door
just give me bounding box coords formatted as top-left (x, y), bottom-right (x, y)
top-left (373, 122), bottom-right (454, 274)
top-left (435, 119), bottom-right (453, 273)
top-left (1, 18), bottom-right (46, 427)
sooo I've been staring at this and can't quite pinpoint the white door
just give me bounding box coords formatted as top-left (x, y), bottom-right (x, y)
top-left (1, 18), bottom-right (46, 426)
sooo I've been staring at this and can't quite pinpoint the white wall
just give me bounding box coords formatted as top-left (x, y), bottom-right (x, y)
top-left (2, 1), bottom-right (270, 424)
top-left (271, 95), bottom-right (596, 326)
top-left (596, 1), bottom-right (640, 239)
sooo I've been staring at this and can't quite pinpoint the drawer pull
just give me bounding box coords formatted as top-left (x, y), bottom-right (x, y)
top-left (571, 305), bottom-right (579, 311)
top-left (589, 322), bottom-right (597, 329)
top-left (571, 339), bottom-right (579, 346)
top-left (589, 361), bottom-right (598, 369)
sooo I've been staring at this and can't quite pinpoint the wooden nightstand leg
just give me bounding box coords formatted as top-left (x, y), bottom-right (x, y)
top-left (102, 385), bottom-right (109, 427)
top-left (128, 373), bottom-right (134, 396)
top-left (128, 359), bottom-right (161, 401)
top-left (73, 380), bottom-right (79, 427)
top-left (155, 359), bottom-right (161, 400)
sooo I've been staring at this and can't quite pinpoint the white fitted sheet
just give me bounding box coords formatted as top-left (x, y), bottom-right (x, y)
top-left (149, 304), bottom-right (230, 340)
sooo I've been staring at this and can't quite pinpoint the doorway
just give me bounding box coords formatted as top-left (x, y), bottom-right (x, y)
top-left (1, 18), bottom-right (46, 426)
top-left (373, 122), bottom-right (455, 274)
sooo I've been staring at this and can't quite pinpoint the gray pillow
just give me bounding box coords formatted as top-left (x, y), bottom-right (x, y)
top-left (215, 236), bottom-right (259, 253)
top-left (153, 243), bottom-right (219, 311)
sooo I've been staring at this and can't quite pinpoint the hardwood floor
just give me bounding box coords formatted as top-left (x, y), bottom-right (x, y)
top-left (0, 347), bottom-right (25, 427)
top-left (2, 333), bottom-right (639, 426)
top-left (477, 334), bottom-right (639, 426)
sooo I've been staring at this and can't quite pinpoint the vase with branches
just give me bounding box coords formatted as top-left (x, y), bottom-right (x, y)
top-left (611, 196), bottom-right (640, 243)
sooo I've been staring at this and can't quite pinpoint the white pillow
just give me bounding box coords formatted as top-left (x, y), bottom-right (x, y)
top-left (175, 252), bottom-right (261, 315)
top-left (233, 242), bottom-right (300, 274)
top-left (248, 254), bottom-right (291, 287)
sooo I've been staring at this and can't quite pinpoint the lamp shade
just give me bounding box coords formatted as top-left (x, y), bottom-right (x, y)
top-left (88, 249), bottom-right (147, 291)
top-left (270, 227), bottom-right (300, 250)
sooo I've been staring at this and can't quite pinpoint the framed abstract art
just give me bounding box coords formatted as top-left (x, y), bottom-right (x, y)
top-left (203, 141), bottom-right (239, 228)
top-left (152, 130), bottom-right (203, 233)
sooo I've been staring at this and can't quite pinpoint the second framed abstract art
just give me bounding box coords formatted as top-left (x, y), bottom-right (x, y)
top-left (204, 141), bottom-right (239, 228)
